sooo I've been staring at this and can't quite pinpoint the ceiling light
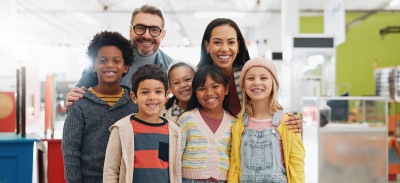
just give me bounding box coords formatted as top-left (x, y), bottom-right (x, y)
top-left (182, 37), bottom-right (190, 46)
top-left (390, 0), bottom-right (400, 6)
top-left (194, 12), bottom-right (245, 18)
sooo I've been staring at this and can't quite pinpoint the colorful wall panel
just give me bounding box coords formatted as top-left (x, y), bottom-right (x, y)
top-left (0, 92), bottom-right (15, 132)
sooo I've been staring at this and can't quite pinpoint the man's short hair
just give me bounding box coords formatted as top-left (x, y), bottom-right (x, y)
top-left (131, 64), bottom-right (168, 96)
top-left (130, 4), bottom-right (165, 29)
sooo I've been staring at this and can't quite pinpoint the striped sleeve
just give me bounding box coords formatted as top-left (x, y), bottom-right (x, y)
top-left (178, 112), bottom-right (209, 169)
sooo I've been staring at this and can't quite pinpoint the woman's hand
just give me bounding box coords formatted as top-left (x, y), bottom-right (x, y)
top-left (285, 113), bottom-right (303, 133)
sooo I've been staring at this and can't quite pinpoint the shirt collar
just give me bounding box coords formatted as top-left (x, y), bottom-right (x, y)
top-left (172, 100), bottom-right (182, 111)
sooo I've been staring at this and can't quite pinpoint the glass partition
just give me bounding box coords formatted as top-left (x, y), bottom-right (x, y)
top-left (311, 97), bottom-right (388, 183)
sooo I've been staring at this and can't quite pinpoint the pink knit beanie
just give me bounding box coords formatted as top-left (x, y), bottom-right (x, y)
top-left (239, 57), bottom-right (279, 89)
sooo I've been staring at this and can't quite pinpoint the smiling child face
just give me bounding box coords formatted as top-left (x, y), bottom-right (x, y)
top-left (196, 75), bottom-right (229, 114)
top-left (92, 45), bottom-right (128, 86)
top-left (131, 79), bottom-right (166, 122)
top-left (168, 66), bottom-right (195, 103)
top-left (244, 67), bottom-right (274, 103)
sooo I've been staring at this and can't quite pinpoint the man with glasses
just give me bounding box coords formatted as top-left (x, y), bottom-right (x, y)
top-left (65, 4), bottom-right (173, 109)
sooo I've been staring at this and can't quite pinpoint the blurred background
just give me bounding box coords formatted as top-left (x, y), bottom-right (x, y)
top-left (1, 0), bottom-right (399, 101)
top-left (1, 0), bottom-right (400, 182)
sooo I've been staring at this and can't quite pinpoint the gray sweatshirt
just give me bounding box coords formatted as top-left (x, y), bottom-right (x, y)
top-left (62, 86), bottom-right (137, 183)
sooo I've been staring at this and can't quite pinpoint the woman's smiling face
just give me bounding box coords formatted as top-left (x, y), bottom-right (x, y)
top-left (204, 24), bottom-right (239, 73)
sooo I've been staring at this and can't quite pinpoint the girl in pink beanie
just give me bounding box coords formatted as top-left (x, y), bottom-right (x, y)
top-left (228, 57), bottom-right (305, 183)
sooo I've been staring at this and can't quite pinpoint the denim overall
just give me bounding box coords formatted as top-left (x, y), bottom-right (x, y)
top-left (240, 112), bottom-right (287, 183)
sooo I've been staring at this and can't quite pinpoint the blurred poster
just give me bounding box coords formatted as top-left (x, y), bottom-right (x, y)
top-left (0, 92), bottom-right (16, 132)
top-left (45, 75), bottom-right (57, 135)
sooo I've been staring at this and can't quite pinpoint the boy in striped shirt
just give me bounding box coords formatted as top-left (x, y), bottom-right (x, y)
top-left (103, 64), bottom-right (182, 183)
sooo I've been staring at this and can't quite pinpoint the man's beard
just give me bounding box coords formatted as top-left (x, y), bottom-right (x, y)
top-left (132, 39), bottom-right (156, 56)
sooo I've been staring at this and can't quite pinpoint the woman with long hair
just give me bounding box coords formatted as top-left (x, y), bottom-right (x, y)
top-left (197, 18), bottom-right (303, 131)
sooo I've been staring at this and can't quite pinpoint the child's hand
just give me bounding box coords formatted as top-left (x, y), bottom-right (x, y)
top-left (285, 113), bottom-right (303, 133)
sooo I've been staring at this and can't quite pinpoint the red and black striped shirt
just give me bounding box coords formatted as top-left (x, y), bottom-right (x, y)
top-left (130, 115), bottom-right (169, 183)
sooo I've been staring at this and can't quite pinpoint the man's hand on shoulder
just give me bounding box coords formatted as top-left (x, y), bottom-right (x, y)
top-left (285, 113), bottom-right (303, 133)
top-left (65, 86), bottom-right (86, 109)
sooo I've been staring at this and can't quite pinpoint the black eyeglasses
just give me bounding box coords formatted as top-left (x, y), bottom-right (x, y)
top-left (131, 25), bottom-right (163, 37)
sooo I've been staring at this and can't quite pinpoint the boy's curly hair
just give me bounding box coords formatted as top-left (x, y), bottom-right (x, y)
top-left (86, 31), bottom-right (134, 76)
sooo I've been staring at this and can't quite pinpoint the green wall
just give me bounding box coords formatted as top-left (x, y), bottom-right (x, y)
top-left (300, 13), bottom-right (400, 96)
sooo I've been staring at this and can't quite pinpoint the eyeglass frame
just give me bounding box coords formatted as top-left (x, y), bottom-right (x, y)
top-left (130, 25), bottom-right (164, 37)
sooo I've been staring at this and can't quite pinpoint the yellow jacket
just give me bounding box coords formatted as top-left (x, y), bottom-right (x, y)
top-left (227, 114), bottom-right (305, 183)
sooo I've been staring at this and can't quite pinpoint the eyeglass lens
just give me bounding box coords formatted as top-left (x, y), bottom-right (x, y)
top-left (134, 26), bottom-right (161, 36)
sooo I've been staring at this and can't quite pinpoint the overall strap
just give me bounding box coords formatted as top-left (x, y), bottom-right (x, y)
top-left (242, 113), bottom-right (249, 127)
top-left (271, 111), bottom-right (282, 127)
